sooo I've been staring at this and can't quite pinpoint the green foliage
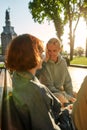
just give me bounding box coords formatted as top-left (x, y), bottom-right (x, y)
top-left (28, 0), bottom-right (64, 38)
top-left (63, 0), bottom-right (81, 24)
top-left (70, 57), bottom-right (87, 65)
top-left (74, 47), bottom-right (84, 56)
top-left (28, 0), bottom-right (87, 60)
top-left (80, 0), bottom-right (87, 18)
top-left (29, 0), bottom-right (62, 23)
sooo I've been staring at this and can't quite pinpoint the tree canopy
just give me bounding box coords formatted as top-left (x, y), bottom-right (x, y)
top-left (28, 0), bottom-right (64, 39)
top-left (28, 0), bottom-right (87, 60)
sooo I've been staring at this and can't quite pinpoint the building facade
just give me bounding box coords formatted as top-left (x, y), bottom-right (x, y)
top-left (1, 9), bottom-right (17, 55)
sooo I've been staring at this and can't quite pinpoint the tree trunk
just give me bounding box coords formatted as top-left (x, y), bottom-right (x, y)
top-left (85, 38), bottom-right (87, 57)
top-left (53, 17), bottom-right (63, 40)
top-left (69, 17), bottom-right (74, 61)
top-left (85, 19), bottom-right (87, 57)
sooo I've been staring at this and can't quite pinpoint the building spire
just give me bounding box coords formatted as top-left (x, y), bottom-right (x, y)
top-left (5, 8), bottom-right (10, 26)
top-left (1, 8), bottom-right (17, 55)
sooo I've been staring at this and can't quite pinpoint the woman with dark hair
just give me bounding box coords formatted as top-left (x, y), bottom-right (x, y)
top-left (5, 34), bottom-right (62, 130)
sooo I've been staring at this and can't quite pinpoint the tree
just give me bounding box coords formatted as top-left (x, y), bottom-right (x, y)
top-left (74, 47), bottom-right (84, 56)
top-left (80, 0), bottom-right (87, 57)
top-left (62, 0), bottom-right (83, 60)
top-left (28, 0), bottom-right (64, 39)
top-left (28, 0), bottom-right (83, 60)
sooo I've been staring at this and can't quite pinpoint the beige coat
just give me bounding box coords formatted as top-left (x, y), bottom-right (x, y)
top-left (72, 76), bottom-right (87, 130)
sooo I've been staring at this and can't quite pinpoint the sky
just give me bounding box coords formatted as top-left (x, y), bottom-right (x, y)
top-left (0, 0), bottom-right (87, 51)
top-left (0, 0), bottom-right (57, 46)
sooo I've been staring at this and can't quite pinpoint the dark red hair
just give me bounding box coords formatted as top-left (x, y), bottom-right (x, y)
top-left (5, 34), bottom-right (44, 71)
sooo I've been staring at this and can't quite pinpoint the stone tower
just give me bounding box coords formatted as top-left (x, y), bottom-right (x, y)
top-left (1, 9), bottom-right (17, 55)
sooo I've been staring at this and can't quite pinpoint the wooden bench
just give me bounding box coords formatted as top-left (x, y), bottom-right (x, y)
top-left (0, 68), bottom-right (13, 130)
top-left (0, 69), bottom-right (31, 130)
top-left (0, 69), bottom-right (6, 129)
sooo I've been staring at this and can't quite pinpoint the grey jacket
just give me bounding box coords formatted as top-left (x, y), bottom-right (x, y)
top-left (36, 55), bottom-right (73, 99)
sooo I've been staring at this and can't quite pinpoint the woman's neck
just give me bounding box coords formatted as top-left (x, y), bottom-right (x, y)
top-left (28, 68), bottom-right (36, 75)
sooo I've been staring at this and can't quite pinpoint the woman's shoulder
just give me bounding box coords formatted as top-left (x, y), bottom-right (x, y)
top-left (77, 75), bottom-right (87, 96)
top-left (84, 75), bottom-right (87, 81)
top-left (81, 75), bottom-right (87, 87)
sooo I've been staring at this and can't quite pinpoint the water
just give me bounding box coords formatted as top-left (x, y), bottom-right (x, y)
top-left (68, 67), bottom-right (87, 92)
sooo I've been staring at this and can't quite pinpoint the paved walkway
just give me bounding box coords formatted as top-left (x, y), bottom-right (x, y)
top-left (68, 66), bottom-right (87, 92)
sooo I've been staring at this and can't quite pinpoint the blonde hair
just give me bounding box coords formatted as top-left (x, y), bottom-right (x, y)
top-left (47, 38), bottom-right (62, 48)
top-left (44, 38), bottom-right (62, 62)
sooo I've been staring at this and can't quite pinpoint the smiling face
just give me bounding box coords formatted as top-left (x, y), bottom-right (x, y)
top-left (47, 43), bottom-right (61, 62)
top-left (46, 38), bottom-right (61, 63)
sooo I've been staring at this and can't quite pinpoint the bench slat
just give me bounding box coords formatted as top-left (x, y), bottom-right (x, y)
top-left (0, 70), bottom-right (31, 130)
top-left (0, 69), bottom-right (6, 129)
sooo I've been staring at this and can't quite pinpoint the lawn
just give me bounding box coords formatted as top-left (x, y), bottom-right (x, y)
top-left (0, 57), bottom-right (87, 67)
top-left (70, 57), bottom-right (87, 66)
top-left (0, 62), bottom-right (5, 67)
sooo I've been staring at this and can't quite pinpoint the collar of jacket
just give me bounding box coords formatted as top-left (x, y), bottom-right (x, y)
top-left (15, 71), bottom-right (35, 80)
top-left (48, 54), bottom-right (62, 64)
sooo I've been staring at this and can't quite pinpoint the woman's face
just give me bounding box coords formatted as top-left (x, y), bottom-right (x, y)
top-left (47, 43), bottom-right (60, 62)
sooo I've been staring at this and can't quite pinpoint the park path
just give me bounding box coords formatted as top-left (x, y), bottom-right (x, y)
top-left (68, 66), bottom-right (87, 92)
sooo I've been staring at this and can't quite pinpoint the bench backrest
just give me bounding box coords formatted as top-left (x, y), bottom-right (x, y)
top-left (0, 69), bottom-right (6, 129)
top-left (0, 69), bottom-right (32, 130)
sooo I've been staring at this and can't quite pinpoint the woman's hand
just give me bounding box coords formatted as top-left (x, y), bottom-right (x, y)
top-left (73, 91), bottom-right (77, 98)
top-left (69, 97), bottom-right (76, 103)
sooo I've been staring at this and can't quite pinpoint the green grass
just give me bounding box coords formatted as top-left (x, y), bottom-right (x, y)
top-left (70, 57), bottom-right (87, 66)
top-left (0, 62), bottom-right (4, 67)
